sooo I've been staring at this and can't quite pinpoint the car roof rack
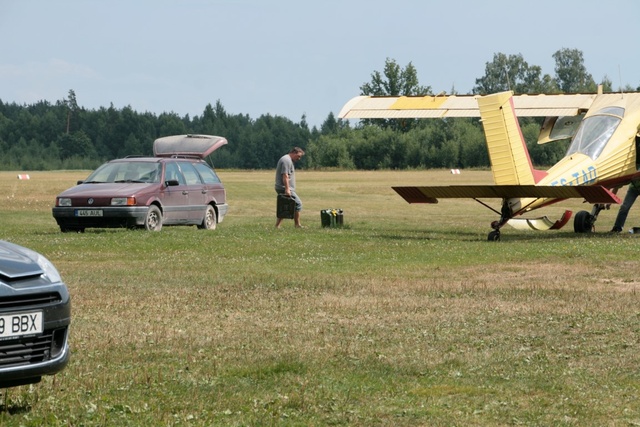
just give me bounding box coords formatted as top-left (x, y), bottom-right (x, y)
top-left (169, 154), bottom-right (202, 160)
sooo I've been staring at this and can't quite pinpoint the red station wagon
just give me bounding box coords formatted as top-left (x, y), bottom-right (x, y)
top-left (52, 134), bottom-right (228, 232)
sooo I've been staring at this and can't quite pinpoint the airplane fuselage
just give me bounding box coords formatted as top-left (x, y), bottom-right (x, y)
top-left (510, 92), bottom-right (640, 216)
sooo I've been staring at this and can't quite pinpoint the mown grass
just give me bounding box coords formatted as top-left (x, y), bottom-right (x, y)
top-left (0, 169), bottom-right (639, 426)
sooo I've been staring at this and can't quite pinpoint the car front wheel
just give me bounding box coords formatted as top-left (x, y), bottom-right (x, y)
top-left (144, 205), bottom-right (163, 231)
top-left (60, 227), bottom-right (85, 233)
top-left (198, 205), bottom-right (217, 230)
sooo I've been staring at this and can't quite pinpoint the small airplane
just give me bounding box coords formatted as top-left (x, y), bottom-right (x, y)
top-left (338, 87), bottom-right (640, 240)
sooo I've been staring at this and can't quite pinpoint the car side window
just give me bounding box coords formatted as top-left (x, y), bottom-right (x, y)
top-left (179, 162), bottom-right (202, 185)
top-left (164, 162), bottom-right (185, 185)
top-left (193, 163), bottom-right (221, 184)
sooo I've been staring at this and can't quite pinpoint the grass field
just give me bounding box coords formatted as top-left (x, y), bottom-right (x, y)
top-left (1, 169), bottom-right (639, 426)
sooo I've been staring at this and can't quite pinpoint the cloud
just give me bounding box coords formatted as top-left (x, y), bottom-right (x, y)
top-left (0, 59), bottom-right (101, 105)
top-left (0, 58), bottom-right (99, 80)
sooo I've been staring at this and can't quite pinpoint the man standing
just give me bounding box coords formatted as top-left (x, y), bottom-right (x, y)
top-left (275, 147), bottom-right (305, 228)
top-left (611, 179), bottom-right (640, 232)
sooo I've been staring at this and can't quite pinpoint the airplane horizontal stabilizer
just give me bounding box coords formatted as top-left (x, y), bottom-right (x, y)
top-left (392, 185), bottom-right (620, 204)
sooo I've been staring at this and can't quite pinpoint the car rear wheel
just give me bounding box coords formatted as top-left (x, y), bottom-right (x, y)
top-left (144, 205), bottom-right (163, 231)
top-left (198, 205), bottom-right (217, 230)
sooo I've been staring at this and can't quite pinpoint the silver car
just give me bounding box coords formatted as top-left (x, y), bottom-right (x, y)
top-left (0, 240), bottom-right (71, 388)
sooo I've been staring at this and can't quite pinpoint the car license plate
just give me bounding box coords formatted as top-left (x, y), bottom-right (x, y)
top-left (76, 209), bottom-right (103, 217)
top-left (0, 311), bottom-right (43, 339)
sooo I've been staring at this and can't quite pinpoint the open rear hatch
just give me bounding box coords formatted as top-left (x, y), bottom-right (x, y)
top-left (153, 134), bottom-right (228, 159)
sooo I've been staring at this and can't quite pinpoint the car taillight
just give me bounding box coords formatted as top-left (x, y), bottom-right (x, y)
top-left (111, 197), bottom-right (136, 206)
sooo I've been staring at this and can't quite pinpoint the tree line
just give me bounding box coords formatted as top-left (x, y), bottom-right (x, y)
top-left (1, 48), bottom-right (637, 172)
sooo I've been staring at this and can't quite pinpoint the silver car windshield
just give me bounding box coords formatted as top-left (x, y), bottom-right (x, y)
top-left (566, 107), bottom-right (624, 160)
top-left (85, 162), bottom-right (161, 183)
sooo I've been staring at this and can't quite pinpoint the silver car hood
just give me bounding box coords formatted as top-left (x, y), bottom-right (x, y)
top-left (0, 241), bottom-right (44, 280)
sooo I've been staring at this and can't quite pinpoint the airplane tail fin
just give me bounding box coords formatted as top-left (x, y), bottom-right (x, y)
top-left (477, 92), bottom-right (546, 185)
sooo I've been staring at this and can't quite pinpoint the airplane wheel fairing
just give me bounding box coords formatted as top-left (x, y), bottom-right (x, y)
top-left (487, 230), bottom-right (501, 241)
top-left (574, 210), bottom-right (594, 233)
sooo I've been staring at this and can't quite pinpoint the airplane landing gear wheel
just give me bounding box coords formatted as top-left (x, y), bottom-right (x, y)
top-left (574, 210), bottom-right (594, 233)
top-left (488, 230), bottom-right (501, 241)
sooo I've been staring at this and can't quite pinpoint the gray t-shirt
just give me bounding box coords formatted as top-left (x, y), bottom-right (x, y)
top-left (275, 154), bottom-right (295, 192)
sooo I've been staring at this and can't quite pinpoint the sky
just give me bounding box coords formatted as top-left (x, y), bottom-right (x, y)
top-left (1, 0), bottom-right (639, 129)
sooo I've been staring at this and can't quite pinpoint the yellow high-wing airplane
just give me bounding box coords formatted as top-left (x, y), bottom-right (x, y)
top-left (338, 88), bottom-right (640, 240)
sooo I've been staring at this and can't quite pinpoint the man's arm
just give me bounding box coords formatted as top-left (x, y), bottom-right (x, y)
top-left (282, 173), bottom-right (290, 196)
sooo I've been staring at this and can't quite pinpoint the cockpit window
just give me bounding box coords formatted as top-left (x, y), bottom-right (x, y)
top-left (598, 106), bottom-right (625, 117)
top-left (565, 107), bottom-right (624, 160)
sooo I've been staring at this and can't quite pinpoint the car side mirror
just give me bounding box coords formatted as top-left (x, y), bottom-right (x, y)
top-left (165, 179), bottom-right (180, 187)
top-left (77, 180), bottom-right (84, 185)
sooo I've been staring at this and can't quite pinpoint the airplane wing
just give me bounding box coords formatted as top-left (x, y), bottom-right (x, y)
top-left (338, 93), bottom-right (596, 119)
top-left (392, 185), bottom-right (620, 205)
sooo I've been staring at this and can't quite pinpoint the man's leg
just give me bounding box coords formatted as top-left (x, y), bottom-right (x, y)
top-left (275, 192), bottom-right (285, 228)
top-left (613, 186), bottom-right (640, 231)
top-left (290, 191), bottom-right (303, 228)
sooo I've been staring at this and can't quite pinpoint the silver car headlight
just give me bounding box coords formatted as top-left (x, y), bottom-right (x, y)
top-left (57, 198), bottom-right (72, 207)
top-left (37, 254), bottom-right (62, 284)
